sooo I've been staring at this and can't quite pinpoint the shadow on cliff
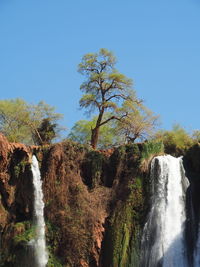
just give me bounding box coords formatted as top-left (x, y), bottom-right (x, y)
top-left (183, 146), bottom-right (200, 267)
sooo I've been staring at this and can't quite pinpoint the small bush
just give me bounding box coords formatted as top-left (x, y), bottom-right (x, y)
top-left (140, 141), bottom-right (164, 172)
top-left (13, 222), bottom-right (35, 245)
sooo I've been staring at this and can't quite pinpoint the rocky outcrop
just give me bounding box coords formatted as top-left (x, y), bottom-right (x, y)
top-left (0, 133), bottom-right (32, 224)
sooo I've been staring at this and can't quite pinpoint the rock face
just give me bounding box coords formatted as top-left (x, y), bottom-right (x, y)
top-left (4, 134), bottom-right (200, 267)
top-left (0, 134), bottom-right (150, 267)
top-left (0, 134), bottom-right (33, 223)
top-left (0, 134), bottom-right (34, 266)
top-left (183, 144), bottom-right (200, 266)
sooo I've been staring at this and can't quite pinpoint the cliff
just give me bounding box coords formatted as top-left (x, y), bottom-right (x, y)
top-left (0, 133), bottom-right (151, 267)
top-left (1, 134), bottom-right (199, 267)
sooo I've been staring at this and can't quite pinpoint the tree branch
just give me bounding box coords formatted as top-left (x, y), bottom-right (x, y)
top-left (105, 94), bottom-right (127, 102)
top-left (104, 79), bottom-right (116, 93)
top-left (99, 112), bottom-right (128, 127)
top-left (81, 67), bottom-right (100, 74)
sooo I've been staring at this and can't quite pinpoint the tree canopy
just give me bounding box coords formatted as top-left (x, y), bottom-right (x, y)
top-left (78, 48), bottom-right (141, 149)
top-left (116, 100), bottom-right (159, 143)
top-left (0, 98), bottom-right (63, 145)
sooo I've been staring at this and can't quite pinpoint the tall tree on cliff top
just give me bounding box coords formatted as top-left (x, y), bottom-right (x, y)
top-left (78, 48), bottom-right (141, 149)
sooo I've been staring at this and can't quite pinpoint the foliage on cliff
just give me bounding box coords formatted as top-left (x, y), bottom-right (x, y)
top-left (100, 144), bottom-right (150, 267)
top-left (155, 124), bottom-right (195, 156)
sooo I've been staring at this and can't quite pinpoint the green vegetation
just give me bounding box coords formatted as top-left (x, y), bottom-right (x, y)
top-left (78, 48), bottom-right (144, 149)
top-left (68, 115), bottom-right (124, 148)
top-left (100, 143), bottom-right (146, 267)
top-left (47, 253), bottom-right (63, 267)
top-left (155, 124), bottom-right (194, 155)
top-left (192, 130), bottom-right (200, 142)
top-left (101, 178), bottom-right (144, 267)
top-left (13, 222), bottom-right (35, 245)
top-left (13, 158), bottom-right (29, 179)
top-left (2, 48), bottom-right (200, 267)
top-left (35, 118), bottom-right (58, 145)
top-left (140, 141), bottom-right (164, 172)
top-left (116, 100), bottom-right (159, 143)
top-left (83, 150), bottom-right (107, 188)
top-left (141, 141), bottom-right (164, 160)
top-left (0, 98), bottom-right (63, 145)
top-left (0, 221), bottom-right (36, 267)
top-left (2, 50), bottom-right (199, 152)
top-left (46, 222), bottom-right (63, 267)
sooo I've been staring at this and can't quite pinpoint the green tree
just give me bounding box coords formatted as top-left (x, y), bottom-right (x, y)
top-left (78, 48), bottom-right (140, 149)
top-left (117, 100), bottom-right (159, 143)
top-left (28, 101), bottom-right (63, 145)
top-left (0, 99), bottom-right (30, 143)
top-left (34, 118), bottom-right (57, 145)
top-left (68, 115), bottom-right (125, 148)
top-left (0, 98), bottom-right (63, 145)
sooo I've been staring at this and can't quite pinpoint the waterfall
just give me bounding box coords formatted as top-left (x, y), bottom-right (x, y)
top-left (140, 155), bottom-right (189, 267)
top-left (31, 155), bottom-right (48, 267)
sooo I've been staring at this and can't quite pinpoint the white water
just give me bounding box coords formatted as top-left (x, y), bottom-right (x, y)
top-left (140, 155), bottom-right (189, 267)
top-left (31, 155), bottom-right (48, 267)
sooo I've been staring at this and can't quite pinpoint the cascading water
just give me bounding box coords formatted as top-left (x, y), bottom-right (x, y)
top-left (140, 155), bottom-right (189, 267)
top-left (31, 155), bottom-right (48, 267)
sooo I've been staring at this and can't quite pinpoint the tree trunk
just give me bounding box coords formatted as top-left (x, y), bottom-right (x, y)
top-left (127, 134), bottom-right (138, 143)
top-left (91, 127), bottom-right (100, 149)
top-left (91, 110), bottom-right (104, 149)
top-left (31, 128), bottom-right (43, 145)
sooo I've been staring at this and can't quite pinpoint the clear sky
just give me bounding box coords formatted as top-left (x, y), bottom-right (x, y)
top-left (0, 0), bottom-right (200, 135)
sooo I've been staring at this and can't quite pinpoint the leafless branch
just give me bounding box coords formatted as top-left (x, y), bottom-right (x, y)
top-left (99, 112), bottom-right (128, 127)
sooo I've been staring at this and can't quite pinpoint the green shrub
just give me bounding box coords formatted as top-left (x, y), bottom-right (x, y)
top-left (140, 141), bottom-right (164, 172)
top-left (47, 251), bottom-right (63, 267)
top-left (13, 222), bottom-right (35, 245)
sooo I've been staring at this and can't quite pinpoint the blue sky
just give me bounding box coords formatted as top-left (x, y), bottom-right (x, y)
top-left (0, 0), bottom-right (200, 135)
